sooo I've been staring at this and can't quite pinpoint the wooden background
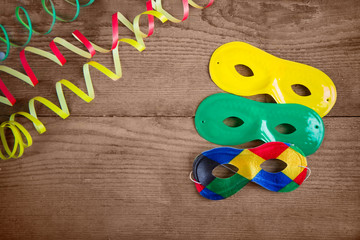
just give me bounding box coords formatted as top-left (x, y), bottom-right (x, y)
top-left (0, 0), bottom-right (359, 239)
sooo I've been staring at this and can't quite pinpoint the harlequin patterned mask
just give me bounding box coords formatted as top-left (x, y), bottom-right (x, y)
top-left (191, 142), bottom-right (308, 200)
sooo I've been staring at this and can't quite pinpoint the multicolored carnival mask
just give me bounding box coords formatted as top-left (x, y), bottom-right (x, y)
top-left (191, 142), bottom-right (308, 200)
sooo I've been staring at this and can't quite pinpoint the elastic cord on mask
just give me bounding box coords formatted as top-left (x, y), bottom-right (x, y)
top-left (189, 171), bottom-right (201, 184)
top-left (298, 165), bottom-right (311, 181)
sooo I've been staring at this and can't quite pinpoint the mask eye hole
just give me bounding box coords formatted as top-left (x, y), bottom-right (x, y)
top-left (212, 164), bottom-right (239, 179)
top-left (276, 123), bottom-right (296, 134)
top-left (260, 159), bottom-right (288, 173)
top-left (235, 64), bottom-right (254, 77)
top-left (223, 117), bottom-right (244, 128)
top-left (291, 84), bottom-right (311, 96)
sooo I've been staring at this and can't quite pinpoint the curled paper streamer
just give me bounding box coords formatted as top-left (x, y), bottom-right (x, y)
top-left (0, 0), bottom-right (213, 106)
top-left (0, 0), bottom-right (214, 160)
top-left (0, 0), bottom-right (95, 62)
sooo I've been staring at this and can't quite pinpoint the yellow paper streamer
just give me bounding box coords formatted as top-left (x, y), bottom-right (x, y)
top-left (0, 0), bottom-right (213, 160)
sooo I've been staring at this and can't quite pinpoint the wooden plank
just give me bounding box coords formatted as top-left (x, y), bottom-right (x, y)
top-left (0, 0), bottom-right (359, 117)
top-left (0, 116), bottom-right (359, 239)
top-left (0, 0), bottom-right (359, 239)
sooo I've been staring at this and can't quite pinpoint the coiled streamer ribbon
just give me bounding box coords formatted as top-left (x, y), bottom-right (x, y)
top-left (0, 0), bottom-right (214, 160)
top-left (0, 0), bottom-right (95, 62)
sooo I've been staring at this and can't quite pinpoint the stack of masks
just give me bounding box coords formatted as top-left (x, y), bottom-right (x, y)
top-left (191, 42), bottom-right (336, 200)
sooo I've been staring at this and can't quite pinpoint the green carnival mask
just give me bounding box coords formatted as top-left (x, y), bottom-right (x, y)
top-left (194, 93), bottom-right (324, 156)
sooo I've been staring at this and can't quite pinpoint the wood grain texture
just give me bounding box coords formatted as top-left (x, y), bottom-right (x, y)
top-left (0, 0), bottom-right (359, 239)
top-left (0, 117), bottom-right (359, 239)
